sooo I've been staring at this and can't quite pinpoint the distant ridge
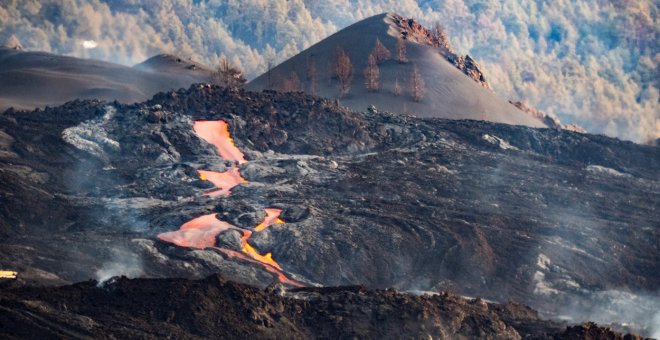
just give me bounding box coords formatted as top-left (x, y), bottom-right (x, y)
top-left (0, 49), bottom-right (212, 111)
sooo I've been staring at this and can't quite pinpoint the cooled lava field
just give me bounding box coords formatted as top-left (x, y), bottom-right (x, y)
top-left (0, 85), bottom-right (658, 338)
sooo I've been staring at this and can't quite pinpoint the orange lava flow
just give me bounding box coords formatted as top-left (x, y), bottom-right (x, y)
top-left (157, 214), bottom-right (234, 249)
top-left (193, 120), bottom-right (247, 164)
top-left (254, 208), bottom-right (285, 232)
top-left (240, 230), bottom-right (283, 271)
top-left (216, 247), bottom-right (304, 287)
top-left (158, 120), bottom-right (304, 287)
top-left (198, 168), bottom-right (247, 197)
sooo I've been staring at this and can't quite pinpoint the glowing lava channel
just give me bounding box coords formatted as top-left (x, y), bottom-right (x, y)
top-left (198, 168), bottom-right (246, 197)
top-left (193, 120), bottom-right (247, 164)
top-left (255, 208), bottom-right (285, 232)
top-left (158, 210), bottom-right (302, 287)
top-left (157, 120), bottom-right (302, 286)
top-left (157, 214), bottom-right (233, 249)
top-left (240, 230), bottom-right (282, 270)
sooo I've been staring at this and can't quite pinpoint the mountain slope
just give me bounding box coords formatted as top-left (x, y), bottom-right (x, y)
top-left (247, 13), bottom-right (546, 128)
top-left (0, 48), bottom-right (213, 111)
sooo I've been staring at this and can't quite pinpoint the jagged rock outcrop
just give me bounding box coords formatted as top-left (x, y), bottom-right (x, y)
top-left (510, 100), bottom-right (587, 133)
top-left (389, 14), bottom-right (491, 89)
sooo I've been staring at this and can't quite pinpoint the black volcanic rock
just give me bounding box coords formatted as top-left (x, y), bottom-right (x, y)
top-left (0, 274), bottom-right (646, 339)
top-left (0, 85), bottom-right (658, 336)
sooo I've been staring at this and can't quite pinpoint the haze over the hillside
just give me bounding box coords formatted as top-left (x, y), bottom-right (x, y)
top-left (1, 0), bottom-right (657, 142)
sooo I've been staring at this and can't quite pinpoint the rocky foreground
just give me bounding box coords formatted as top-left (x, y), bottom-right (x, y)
top-left (0, 85), bottom-right (658, 337)
top-left (0, 274), bottom-right (648, 339)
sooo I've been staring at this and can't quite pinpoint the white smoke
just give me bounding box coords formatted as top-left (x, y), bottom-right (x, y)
top-left (557, 290), bottom-right (660, 337)
top-left (0, 0), bottom-right (657, 142)
top-left (95, 247), bottom-right (143, 285)
top-left (653, 311), bottom-right (660, 339)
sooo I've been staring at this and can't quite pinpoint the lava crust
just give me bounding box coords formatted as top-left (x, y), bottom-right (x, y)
top-left (0, 85), bottom-right (658, 336)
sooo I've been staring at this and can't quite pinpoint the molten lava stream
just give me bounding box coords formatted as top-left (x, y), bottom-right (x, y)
top-left (158, 212), bottom-right (304, 287)
top-left (161, 120), bottom-right (303, 286)
top-left (157, 214), bottom-right (234, 249)
top-left (217, 246), bottom-right (303, 288)
top-left (237, 210), bottom-right (303, 287)
top-left (240, 230), bottom-right (282, 270)
top-left (198, 168), bottom-right (247, 197)
top-left (193, 120), bottom-right (247, 164)
top-left (255, 208), bottom-right (285, 232)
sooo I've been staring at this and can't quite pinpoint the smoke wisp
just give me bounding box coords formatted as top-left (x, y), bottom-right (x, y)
top-left (557, 289), bottom-right (660, 338)
top-left (95, 247), bottom-right (144, 284)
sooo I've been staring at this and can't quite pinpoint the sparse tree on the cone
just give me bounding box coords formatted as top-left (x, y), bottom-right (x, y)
top-left (279, 70), bottom-right (300, 92)
top-left (393, 77), bottom-right (401, 96)
top-left (430, 22), bottom-right (453, 52)
top-left (371, 38), bottom-right (391, 65)
top-left (214, 57), bottom-right (247, 87)
top-left (326, 60), bottom-right (334, 86)
top-left (306, 55), bottom-right (318, 96)
top-left (363, 53), bottom-right (380, 92)
top-left (266, 59), bottom-right (274, 89)
top-left (409, 65), bottom-right (425, 102)
top-left (396, 37), bottom-right (407, 64)
top-left (334, 46), bottom-right (353, 98)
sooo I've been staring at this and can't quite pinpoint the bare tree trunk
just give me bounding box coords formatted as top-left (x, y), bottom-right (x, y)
top-left (214, 57), bottom-right (247, 88)
top-left (372, 38), bottom-right (391, 65)
top-left (278, 70), bottom-right (300, 92)
top-left (394, 77), bottom-right (401, 96)
top-left (306, 55), bottom-right (318, 96)
top-left (266, 60), bottom-right (273, 89)
top-left (396, 37), bottom-right (408, 64)
top-left (363, 53), bottom-right (379, 92)
top-left (409, 65), bottom-right (425, 102)
top-left (334, 46), bottom-right (353, 98)
top-left (430, 22), bottom-right (453, 52)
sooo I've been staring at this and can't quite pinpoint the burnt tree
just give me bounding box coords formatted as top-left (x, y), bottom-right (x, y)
top-left (334, 46), bottom-right (353, 98)
top-left (396, 37), bottom-right (408, 64)
top-left (279, 70), bottom-right (301, 92)
top-left (394, 77), bottom-right (401, 96)
top-left (213, 57), bottom-right (247, 87)
top-left (363, 53), bottom-right (380, 92)
top-left (430, 22), bottom-right (453, 52)
top-left (371, 38), bottom-right (391, 64)
top-left (306, 55), bottom-right (318, 96)
top-left (409, 65), bottom-right (425, 102)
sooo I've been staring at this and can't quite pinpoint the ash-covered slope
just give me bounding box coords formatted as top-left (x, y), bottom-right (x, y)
top-left (0, 47), bottom-right (213, 111)
top-left (1, 274), bottom-right (645, 340)
top-left (134, 54), bottom-right (213, 77)
top-left (247, 13), bottom-right (546, 129)
top-left (0, 86), bottom-right (658, 335)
